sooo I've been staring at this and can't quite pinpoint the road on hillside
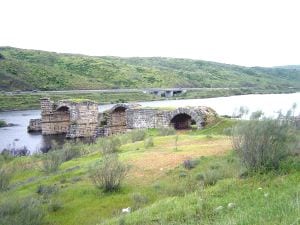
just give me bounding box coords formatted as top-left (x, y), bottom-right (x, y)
top-left (3, 87), bottom-right (247, 95)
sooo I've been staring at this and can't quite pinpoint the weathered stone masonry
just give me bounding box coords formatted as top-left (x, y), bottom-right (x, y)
top-left (125, 106), bottom-right (217, 130)
top-left (29, 99), bottom-right (218, 138)
top-left (99, 104), bottom-right (218, 135)
top-left (38, 98), bottom-right (98, 138)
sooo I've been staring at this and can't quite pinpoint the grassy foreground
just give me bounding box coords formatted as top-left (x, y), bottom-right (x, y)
top-left (0, 118), bottom-right (299, 225)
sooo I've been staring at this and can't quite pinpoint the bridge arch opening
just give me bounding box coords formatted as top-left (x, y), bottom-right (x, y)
top-left (170, 113), bottom-right (193, 130)
top-left (55, 106), bottom-right (71, 134)
top-left (110, 106), bottom-right (128, 134)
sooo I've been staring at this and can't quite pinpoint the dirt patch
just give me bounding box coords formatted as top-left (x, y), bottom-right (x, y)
top-left (126, 138), bottom-right (231, 184)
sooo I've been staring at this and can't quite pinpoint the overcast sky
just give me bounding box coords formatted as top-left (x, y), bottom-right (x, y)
top-left (1, 0), bottom-right (300, 67)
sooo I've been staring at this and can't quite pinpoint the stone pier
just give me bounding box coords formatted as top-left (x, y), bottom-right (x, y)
top-left (40, 98), bottom-right (98, 138)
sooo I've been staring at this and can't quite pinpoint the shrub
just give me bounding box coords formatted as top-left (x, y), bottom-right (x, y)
top-left (179, 171), bottom-right (187, 178)
top-left (99, 137), bottom-right (121, 154)
top-left (42, 151), bottom-right (63, 173)
top-left (232, 111), bottom-right (298, 171)
top-left (132, 193), bottom-right (149, 210)
top-left (1, 146), bottom-right (30, 157)
top-left (61, 143), bottom-right (81, 161)
top-left (164, 175), bottom-right (200, 196)
top-left (144, 137), bottom-right (154, 148)
top-left (158, 127), bottom-right (176, 136)
top-left (130, 129), bottom-right (146, 142)
top-left (48, 200), bottom-right (63, 212)
top-left (36, 184), bottom-right (58, 198)
top-left (0, 197), bottom-right (45, 225)
top-left (201, 169), bottom-right (223, 186)
top-left (0, 166), bottom-right (11, 191)
top-left (183, 159), bottom-right (200, 170)
top-left (90, 154), bottom-right (128, 192)
top-left (0, 151), bottom-right (13, 161)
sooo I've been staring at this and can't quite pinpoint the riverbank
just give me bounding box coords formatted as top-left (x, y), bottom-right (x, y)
top-left (0, 120), bottom-right (299, 225)
top-left (0, 88), bottom-right (298, 111)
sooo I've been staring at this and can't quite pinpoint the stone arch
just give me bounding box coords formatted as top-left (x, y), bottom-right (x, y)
top-left (109, 103), bottom-right (130, 112)
top-left (108, 104), bottom-right (129, 134)
top-left (52, 105), bottom-right (71, 134)
top-left (169, 108), bottom-right (204, 130)
top-left (56, 105), bottom-right (70, 112)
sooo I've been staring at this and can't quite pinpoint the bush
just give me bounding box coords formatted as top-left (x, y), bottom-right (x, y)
top-left (1, 146), bottom-right (30, 157)
top-left (183, 159), bottom-right (200, 170)
top-left (99, 137), bottom-right (121, 154)
top-left (90, 154), bottom-right (128, 192)
top-left (0, 166), bottom-right (11, 191)
top-left (144, 137), bottom-right (154, 148)
top-left (0, 151), bottom-right (13, 162)
top-left (61, 143), bottom-right (81, 161)
top-left (158, 127), bottom-right (176, 136)
top-left (42, 151), bottom-right (63, 173)
top-left (232, 111), bottom-right (298, 171)
top-left (132, 193), bottom-right (149, 210)
top-left (130, 130), bottom-right (146, 142)
top-left (0, 197), bottom-right (45, 225)
top-left (164, 175), bottom-right (201, 196)
top-left (48, 200), bottom-right (63, 212)
top-left (36, 184), bottom-right (58, 198)
top-left (197, 169), bottom-right (224, 186)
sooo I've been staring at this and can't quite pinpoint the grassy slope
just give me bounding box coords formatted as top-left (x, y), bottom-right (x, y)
top-left (1, 119), bottom-right (299, 225)
top-left (1, 47), bottom-right (300, 91)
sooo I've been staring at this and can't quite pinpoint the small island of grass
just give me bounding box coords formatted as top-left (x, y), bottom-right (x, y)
top-left (0, 120), bottom-right (7, 127)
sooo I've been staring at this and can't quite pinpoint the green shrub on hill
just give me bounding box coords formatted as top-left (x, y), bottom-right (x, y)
top-left (90, 153), bottom-right (128, 192)
top-left (232, 111), bottom-right (299, 172)
top-left (0, 197), bottom-right (45, 225)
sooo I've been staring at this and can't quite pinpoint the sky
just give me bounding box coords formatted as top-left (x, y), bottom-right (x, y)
top-left (1, 0), bottom-right (300, 67)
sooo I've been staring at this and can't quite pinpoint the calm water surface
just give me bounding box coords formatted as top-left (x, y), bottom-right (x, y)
top-left (0, 92), bottom-right (299, 153)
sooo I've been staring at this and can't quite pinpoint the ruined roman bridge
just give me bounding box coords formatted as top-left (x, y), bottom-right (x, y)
top-left (28, 98), bottom-right (218, 138)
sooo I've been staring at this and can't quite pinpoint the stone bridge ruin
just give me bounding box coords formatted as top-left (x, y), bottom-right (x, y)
top-left (28, 98), bottom-right (99, 138)
top-left (100, 104), bottom-right (217, 135)
top-left (28, 98), bottom-right (218, 138)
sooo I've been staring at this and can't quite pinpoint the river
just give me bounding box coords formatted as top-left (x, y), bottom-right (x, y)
top-left (0, 92), bottom-right (299, 153)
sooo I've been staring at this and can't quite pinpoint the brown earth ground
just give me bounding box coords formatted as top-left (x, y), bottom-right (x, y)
top-left (126, 136), bottom-right (231, 184)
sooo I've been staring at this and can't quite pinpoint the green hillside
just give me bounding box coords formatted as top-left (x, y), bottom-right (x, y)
top-left (0, 47), bottom-right (300, 91)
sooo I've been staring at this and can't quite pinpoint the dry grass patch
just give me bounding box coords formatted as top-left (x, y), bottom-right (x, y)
top-left (126, 137), bottom-right (231, 184)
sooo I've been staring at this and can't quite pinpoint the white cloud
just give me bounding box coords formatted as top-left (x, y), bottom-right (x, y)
top-left (0, 0), bottom-right (300, 66)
